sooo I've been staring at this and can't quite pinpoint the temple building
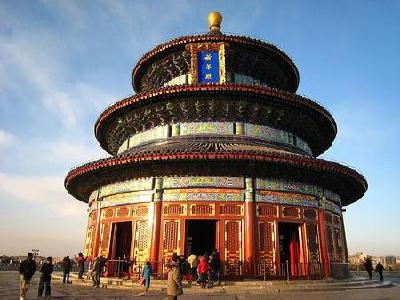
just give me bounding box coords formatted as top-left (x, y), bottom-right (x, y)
top-left (65, 12), bottom-right (367, 278)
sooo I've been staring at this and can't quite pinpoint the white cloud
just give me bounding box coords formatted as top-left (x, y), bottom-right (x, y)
top-left (0, 172), bottom-right (85, 216)
top-left (0, 130), bottom-right (17, 147)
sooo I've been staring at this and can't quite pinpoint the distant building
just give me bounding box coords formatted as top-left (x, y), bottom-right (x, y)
top-left (385, 256), bottom-right (396, 265)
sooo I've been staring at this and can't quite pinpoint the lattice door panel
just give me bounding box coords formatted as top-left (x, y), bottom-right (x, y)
top-left (258, 221), bottom-right (276, 274)
top-left (333, 228), bottom-right (344, 262)
top-left (134, 220), bottom-right (150, 263)
top-left (99, 222), bottom-right (112, 257)
top-left (224, 220), bottom-right (242, 276)
top-left (163, 220), bottom-right (180, 257)
top-left (326, 225), bottom-right (335, 261)
top-left (84, 224), bottom-right (95, 257)
top-left (306, 223), bottom-right (320, 263)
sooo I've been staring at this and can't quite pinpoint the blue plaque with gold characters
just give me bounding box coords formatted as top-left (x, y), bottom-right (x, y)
top-left (198, 51), bottom-right (220, 83)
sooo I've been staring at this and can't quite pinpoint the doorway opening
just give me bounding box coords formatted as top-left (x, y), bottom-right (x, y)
top-left (185, 220), bottom-right (216, 256)
top-left (109, 221), bottom-right (132, 260)
top-left (278, 222), bottom-right (302, 276)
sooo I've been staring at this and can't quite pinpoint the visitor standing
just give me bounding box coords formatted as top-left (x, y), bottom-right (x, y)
top-left (62, 256), bottom-right (72, 284)
top-left (197, 256), bottom-right (209, 289)
top-left (187, 253), bottom-right (198, 282)
top-left (166, 258), bottom-right (183, 300)
top-left (141, 260), bottom-right (152, 293)
top-left (75, 252), bottom-right (86, 279)
top-left (38, 257), bottom-right (53, 297)
top-left (209, 250), bottom-right (221, 287)
top-left (375, 262), bottom-right (384, 281)
top-left (364, 257), bottom-right (373, 280)
top-left (19, 252), bottom-right (36, 300)
top-left (92, 255), bottom-right (106, 288)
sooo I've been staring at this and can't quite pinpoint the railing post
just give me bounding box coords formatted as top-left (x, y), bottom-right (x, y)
top-left (263, 261), bottom-right (266, 281)
top-left (286, 260), bottom-right (290, 282)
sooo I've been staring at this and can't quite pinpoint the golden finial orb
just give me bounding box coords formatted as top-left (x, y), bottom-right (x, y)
top-left (208, 11), bottom-right (222, 32)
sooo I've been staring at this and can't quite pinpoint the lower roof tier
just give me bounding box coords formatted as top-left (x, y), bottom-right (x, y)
top-left (65, 143), bottom-right (367, 206)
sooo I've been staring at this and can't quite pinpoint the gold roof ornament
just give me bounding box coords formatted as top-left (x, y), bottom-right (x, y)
top-left (208, 11), bottom-right (222, 32)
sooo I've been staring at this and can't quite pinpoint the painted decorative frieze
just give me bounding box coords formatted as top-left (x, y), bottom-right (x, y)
top-left (180, 122), bottom-right (234, 135)
top-left (245, 124), bottom-right (288, 144)
top-left (129, 125), bottom-right (169, 148)
top-left (296, 136), bottom-right (312, 154)
top-left (163, 176), bottom-right (244, 189)
top-left (320, 197), bottom-right (341, 214)
top-left (163, 188), bottom-right (244, 202)
top-left (256, 190), bottom-right (318, 208)
top-left (255, 178), bottom-right (323, 196)
top-left (324, 189), bottom-right (341, 204)
top-left (99, 191), bottom-right (154, 208)
top-left (98, 178), bottom-right (153, 198)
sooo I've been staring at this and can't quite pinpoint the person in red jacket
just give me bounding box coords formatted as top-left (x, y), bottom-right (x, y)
top-left (196, 256), bottom-right (209, 289)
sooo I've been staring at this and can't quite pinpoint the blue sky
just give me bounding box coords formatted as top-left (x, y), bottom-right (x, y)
top-left (0, 0), bottom-right (399, 257)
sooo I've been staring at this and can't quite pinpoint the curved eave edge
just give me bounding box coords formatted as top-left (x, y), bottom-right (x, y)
top-left (131, 34), bottom-right (300, 92)
top-left (94, 84), bottom-right (337, 154)
top-left (65, 152), bottom-right (367, 204)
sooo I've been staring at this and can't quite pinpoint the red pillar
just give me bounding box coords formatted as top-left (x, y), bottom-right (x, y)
top-left (150, 178), bottom-right (163, 273)
top-left (244, 178), bottom-right (256, 275)
top-left (92, 199), bottom-right (102, 258)
top-left (318, 208), bottom-right (331, 278)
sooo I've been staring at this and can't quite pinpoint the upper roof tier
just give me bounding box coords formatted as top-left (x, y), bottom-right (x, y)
top-left (131, 33), bottom-right (300, 93)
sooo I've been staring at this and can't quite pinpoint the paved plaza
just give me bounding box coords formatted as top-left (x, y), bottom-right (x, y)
top-left (0, 271), bottom-right (399, 299)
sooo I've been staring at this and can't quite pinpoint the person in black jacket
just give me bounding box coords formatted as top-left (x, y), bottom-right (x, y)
top-left (19, 252), bottom-right (36, 300)
top-left (62, 256), bottom-right (72, 284)
top-left (364, 257), bottom-right (373, 280)
top-left (38, 257), bottom-right (53, 297)
top-left (375, 262), bottom-right (384, 281)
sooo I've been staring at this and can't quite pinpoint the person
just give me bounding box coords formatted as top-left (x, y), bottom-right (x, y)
top-left (19, 252), bottom-right (36, 300)
top-left (208, 250), bottom-right (221, 287)
top-left (364, 257), bottom-right (373, 280)
top-left (92, 255), bottom-right (106, 288)
top-left (166, 258), bottom-right (183, 300)
top-left (187, 253), bottom-right (198, 282)
top-left (38, 256), bottom-right (53, 297)
top-left (75, 252), bottom-right (86, 279)
top-left (123, 255), bottom-right (132, 279)
top-left (62, 256), bottom-right (72, 284)
top-left (141, 260), bottom-right (152, 293)
top-left (197, 256), bottom-right (209, 289)
top-left (375, 262), bottom-right (384, 281)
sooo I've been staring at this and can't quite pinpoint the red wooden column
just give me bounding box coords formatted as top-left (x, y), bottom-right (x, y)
top-left (150, 178), bottom-right (163, 273)
top-left (92, 192), bottom-right (102, 258)
top-left (318, 205), bottom-right (331, 278)
top-left (244, 178), bottom-right (256, 275)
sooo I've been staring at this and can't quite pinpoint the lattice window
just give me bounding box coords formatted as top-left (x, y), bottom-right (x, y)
top-left (104, 209), bottom-right (114, 218)
top-left (164, 204), bottom-right (184, 215)
top-left (282, 206), bottom-right (299, 218)
top-left (191, 204), bottom-right (213, 215)
top-left (257, 204), bottom-right (277, 216)
top-left (304, 208), bottom-right (317, 220)
top-left (163, 221), bottom-right (179, 251)
top-left (220, 204), bottom-right (242, 215)
top-left (333, 215), bottom-right (340, 226)
top-left (117, 207), bottom-right (129, 217)
top-left (91, 211), bottom-right (97, 223)
top-left (136, 220), bottom-right (149, 251)
top-left (325, 212), bottom-right (333, 223)
top-left (136, 206), bottom-right (149, 216)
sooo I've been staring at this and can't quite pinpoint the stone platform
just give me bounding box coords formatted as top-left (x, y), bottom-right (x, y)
top-left (0, 271), bottom-right (398, 300)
